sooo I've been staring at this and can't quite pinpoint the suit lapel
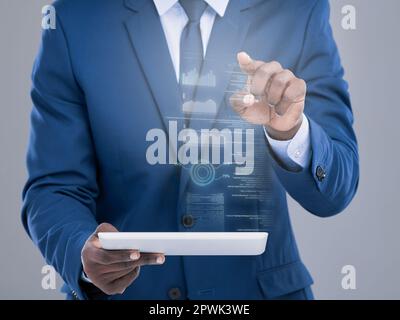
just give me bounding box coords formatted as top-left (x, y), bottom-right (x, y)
top-left (124, 0), bottom-right (182, 132)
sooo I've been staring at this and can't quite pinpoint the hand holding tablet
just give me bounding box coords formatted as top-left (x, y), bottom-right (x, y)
top-left (81, 223), bottom-right (166, 296)
top-left (81, 224), bottom-right (268, 296)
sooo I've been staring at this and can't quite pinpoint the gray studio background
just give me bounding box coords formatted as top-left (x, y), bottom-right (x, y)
top-left (0, 0), bottom-right (399, 299)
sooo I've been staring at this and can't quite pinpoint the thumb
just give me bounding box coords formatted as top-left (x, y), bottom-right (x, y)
top-left (237, 51), bottom-right (257, 74)
top-left (96, 222), bottom-right (119, 233)
top-left (92, 223), bottom-right (119, 248)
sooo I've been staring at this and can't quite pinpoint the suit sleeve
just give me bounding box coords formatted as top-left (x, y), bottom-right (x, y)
top-left (22, 14), bottom-right (98, 299)
top-left (268, 0), bottom-right (359, 217)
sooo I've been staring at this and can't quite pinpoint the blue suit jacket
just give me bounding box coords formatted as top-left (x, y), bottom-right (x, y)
top-left (22, 0), bottom-right (359, 300)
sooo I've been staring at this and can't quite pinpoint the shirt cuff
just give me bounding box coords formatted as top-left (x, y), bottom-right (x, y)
top-left (264, 114), bottom-right (311, 171)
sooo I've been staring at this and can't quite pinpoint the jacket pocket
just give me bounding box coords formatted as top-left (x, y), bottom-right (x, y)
top-left (257, 260), bottom-right (314, 299)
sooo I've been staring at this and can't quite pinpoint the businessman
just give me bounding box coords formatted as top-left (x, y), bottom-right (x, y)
top-left (23, 0), bottom-right (359, 300)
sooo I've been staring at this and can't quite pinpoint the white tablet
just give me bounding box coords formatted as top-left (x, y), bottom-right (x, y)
top-left (98, 232), bottom-right (268, 256)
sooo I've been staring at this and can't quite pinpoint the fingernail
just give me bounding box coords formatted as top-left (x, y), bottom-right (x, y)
top-left (156, 256), bottom-right (165, 264)
top-left (238, 52), bottom-right (251, 64)
top-left (130, 252), bottom-right (140, 260)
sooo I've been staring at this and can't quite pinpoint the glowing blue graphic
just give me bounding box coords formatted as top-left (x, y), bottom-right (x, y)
top-left (182, 69), bottom-right (216, 87)
top-left (182, 99), bottom-right (217, 114)
top-left (190, 163), bottom-right (216, 187)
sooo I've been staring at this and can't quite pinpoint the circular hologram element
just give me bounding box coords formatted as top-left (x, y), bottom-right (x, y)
top-left (190, 164), bottom-right (216, 187)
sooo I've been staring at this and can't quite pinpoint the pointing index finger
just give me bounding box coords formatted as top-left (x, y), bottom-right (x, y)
top-left (237, 51), bottom-right (258, 75)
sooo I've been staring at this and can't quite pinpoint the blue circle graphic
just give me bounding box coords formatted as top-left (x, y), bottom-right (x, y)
top-left (190, 164), bottom-right (216, 187)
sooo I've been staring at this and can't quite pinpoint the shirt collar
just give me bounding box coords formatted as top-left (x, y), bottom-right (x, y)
top-left (153, 0), bottom-right (229, 17)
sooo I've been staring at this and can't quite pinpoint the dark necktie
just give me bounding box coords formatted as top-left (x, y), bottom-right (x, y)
top-left (179, 0), bottom-right (208, 106)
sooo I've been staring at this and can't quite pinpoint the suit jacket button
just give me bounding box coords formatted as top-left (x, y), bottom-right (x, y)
top-left (182, 214), bottom-right (195, 228)
top-left (168, 287), bottom-right (181, 300)
top-left (316, 166), bottom-right (326, 181)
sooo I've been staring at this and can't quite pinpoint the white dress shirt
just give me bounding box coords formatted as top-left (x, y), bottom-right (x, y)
top-left (153, 0), bottom-right (311, 171)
